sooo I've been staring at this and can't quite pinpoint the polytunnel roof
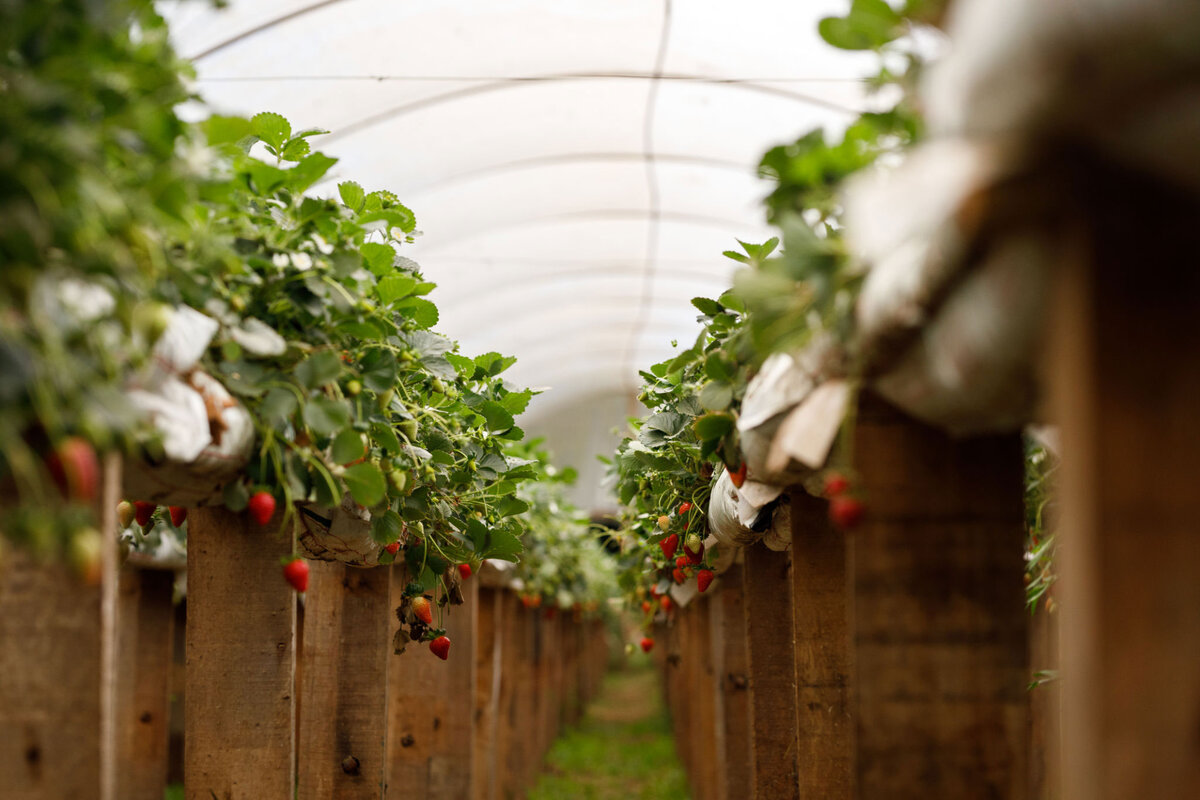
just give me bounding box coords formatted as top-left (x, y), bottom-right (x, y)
top-left (160, 0), bottom-right (875, 506)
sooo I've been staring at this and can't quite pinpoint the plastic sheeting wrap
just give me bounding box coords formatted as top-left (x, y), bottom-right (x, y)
top-left (296, 494), bottom-right (382, 567)
top-left (843, 0), bottom-right (1200, 434)
top-left (707, 468), bottom-right (784, 549)
top-left (123, 307), bottom-right (255, 506)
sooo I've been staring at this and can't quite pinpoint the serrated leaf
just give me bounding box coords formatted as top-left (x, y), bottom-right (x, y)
top-left (480, 528), bottom-right (523, 562)
top-left (343, 462), bottom-right (386, 507)
top-left (694, 412), bottom-right (735, 441)
top-left (251, 111), bottom-right (291, 151)
top-left (303, 396), bottom-right (352, 436)
top-left (371, 509), bottom-right (404, 544)
top-left (699, 380), bottom-right (733, 411)
top-left (359, 350), bottom-right (398, 393)
top-left (296, 350), bottom-right (343, 389)
top-left (377, 275), bottom-right (418, 304)
top-left (338, 181), bottom-right (366, 211)
top-left (495, 496), bottom-right (529, 517)
top-left (260, 387), bottom-right (298, 426)
top-left (287, 152), bottom-right (337, 193)
top-left (203, 115), bottom-right (253, 146)
top-left (480, 401), bottom-right (514, 433)
top-left (359, 205), bottom-right (416, 234)
top-left (371, 422), bottom-right (402, 455)
top-left (360, 242), bottom-right (396, 277)
top-left (500, 389), bottom-right (532, 415)
top-left (396, 297), bottom-right (438, 328)
top-left (331, 428), bottom-right (367, 465)
top-left (691, 297), bottom-right (724, 316)
top-left (280, 137), bottom-right (310, 161)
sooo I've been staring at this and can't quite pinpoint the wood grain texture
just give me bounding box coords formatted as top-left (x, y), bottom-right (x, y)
top-left (716, 568), bottom-right (752, 800)
top-left (472, 588), bottom-right (500, 800)
top-left (185, 506), bottom-right (296, 800)
top-left (386, 570), bottom-right (477, 799)
top-left (497, 598), bottom-right (523, 800)
top-left (791, 490), bottom-right (853, 799)
top-left (691, 600), bottom-right (719, 800)
top-left (742, 544), bottom-right (799, 800)
top-left (852, 393), bottom-right (1027, 800)
top-left (297, 561), bottom-right (390, 799)
top-left (0, 455), bottom-right (120, 800)
top-left (116, 567), bottom-right (176, 800)
top-left (1049, 182), bottom-right (1200, 800)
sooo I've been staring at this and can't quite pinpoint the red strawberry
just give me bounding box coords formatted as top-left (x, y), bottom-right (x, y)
top-left (823, 472), bottom-right (850, 498)
top-left (457, 563), bottom-right (472, 580)
top-left (283, 558), bottom-right (309, 592)
top-left (697, 569), bottom-right (715, 593)
top-left (384, 541), bottom-right (401, 555)
top-left (46, 437), bottom-right (99, 502)
top-left (678, 501), bottom-right (692, 514)
top-left (430, 635), bottom-right (451, 660)
top-left (659, 533), bottom-right (679, 561)
top-left (168, 506), bottom-right (187, 527)
top-left (544, 606), bottom-right (557, 620)
top-left (660, 595), bottom-right (672, 612)
top-left (829, 496), bottom-right (865, 530)
top-left (133, 501), bottom-right (157, 527)
top-left (641, 600), bottom-right (652, 614)
top-left (672, 568), bottom-right (686, 584)
top-left (520, 594), bottom-right (536, 609)
top-left (675, 556), bottom-right (688, 568)
top-left (640, 637), bottom-right (654, 653)
top-left (411, 596), bottom-right (433, 625)
top-left (247, 491), bottom-right (276, 526)
top-left (729, 462), bottom-right (748, 488)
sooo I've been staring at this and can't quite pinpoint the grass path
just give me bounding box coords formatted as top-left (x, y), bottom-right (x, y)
top-left (528, 660), bottom-right (691, 800)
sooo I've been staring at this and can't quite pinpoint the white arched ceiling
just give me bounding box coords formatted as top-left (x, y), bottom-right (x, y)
top-left (160, 0), bottom-right (867, 508)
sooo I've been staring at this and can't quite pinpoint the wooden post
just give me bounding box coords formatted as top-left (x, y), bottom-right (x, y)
top-left (1028, 610), bottom-right (1060, 799)
top-left (692, 600), bottom-right (719, 800)
top-left (0, 454), bottom-right (121, 800)
top-left (185, 506), bottom-right (296, 799)
top-left (791, 490), bottom-right (853, 799)
top-left (297, 561), bottom-right (391, 799)
top-left (115, 567), bottom-right (176, 799)
top-left (715, 567), bottom-right (751, 800)
top-left (473, 587), bottom-right (501, 800)
top-left (1049, 187), bottom-right (1200, 800)
top-left (386, 570), bottom-right (477, 799)
top-left (851, 392), bottom-right (1027, 799)
top-left (498, 596), bottom-right (524, 800)
top-left (742, 543), bottom-right (798, 800)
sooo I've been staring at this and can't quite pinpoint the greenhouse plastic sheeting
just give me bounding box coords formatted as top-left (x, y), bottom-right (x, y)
top-left (160, 0), bottom-right (870, 506)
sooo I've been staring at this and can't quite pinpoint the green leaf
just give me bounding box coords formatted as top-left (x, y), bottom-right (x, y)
top-left (495, 496), bottom-right (529, 517)
top-left (699, 381), bottom-right (733, 411)
top-left (331, 429), bottom-right (367, 465)
top-left (500, 389), bottom-right (533, 415)
top-left (704, 352), bottom-right (733, 381)
top-left (246, 160), bottom-right (288, 194)
top-left (691, 297), bottom-right (724, 316)
top-left (693, 412), bottom-right (735, 441)
top-left (361, 242), bottom-right (396, 277)
top-left (303, 396), bottom-right (352, 436)
top-left (287, 152), bottom-right (337, 193)
top-left (260, 387), bottom-right (298, 425)
top-left (359, 205), bottom-right (416, 234)
top-left (370, 422), bottom-right (402, 455)
top-left (396, 297), bottom-right (438, 328)
top-left (371, 509), bottom-right (404, 545)
top-left (480, 528), bottom-right (523, 562)
top-left (251, 111), bottom-right (291, 151)
top-left (223, 481), bottom-right (250, 512)
top-left (296, 351), bottom-right (343, 389)
top-left (480, 401), bottom-right (514, 433)
top-left (343, 462), bottom-right (386, 507)
top-left (377, 275), bottom-right (418, 304)
top-left (359, 350), bottom-right (398, 393)
top-left (338, 181), bottom-right (366, 212)
top-left (203, 115), bottom-right (253, 146)
top-left (473, 352), bottom-right (517, 376)
top-left (280, 137), bottom-right (310, 161)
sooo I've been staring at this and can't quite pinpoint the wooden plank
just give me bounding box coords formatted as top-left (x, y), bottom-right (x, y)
top-left (716, 568), bottom-right (752, 800)
top-left (791, 490), bottom-right (853, 799)
top-left (497, 595), bottom-right (523, 800)
top-left (386, 569), bottom-right (478, 799)
top-left (1049, 195), bottom-right (1200, 800)
top-left (852, 392), bottom-right (1027, 799)
top-left (692, 600), bottom-right (719, 800)
top-left (0, 454), bottom-right (121, 800)
top-left (116, 567), bottom-right (176, 799)
top-left (743, 543), bottom-right (799, 800)
top-left (472, 587), bottom-right (500, 800)
top-left (1028, 609), bottom-right (1059, 799)
top-left (185, 505), bottom-right (296, 799)
top-left (297, 561), bottom-right (390, 799)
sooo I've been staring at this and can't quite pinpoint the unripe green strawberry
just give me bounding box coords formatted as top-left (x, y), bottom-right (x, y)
top-left (117, 501), bottom-right (135, 528)
top-left (388, 469), bottom-right (408, 494)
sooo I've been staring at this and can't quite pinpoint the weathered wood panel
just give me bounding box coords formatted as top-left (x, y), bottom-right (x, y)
top-left (185, 505), bottom-right (296, 799)
top-left (742, 543), bottom-right (799, 800)
top-left (852, 393), bottom-right (1027, 800)
top-left (297, 561), bottom-right (391, 799)
top-left (716, 567), bottom-right (751, 800)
